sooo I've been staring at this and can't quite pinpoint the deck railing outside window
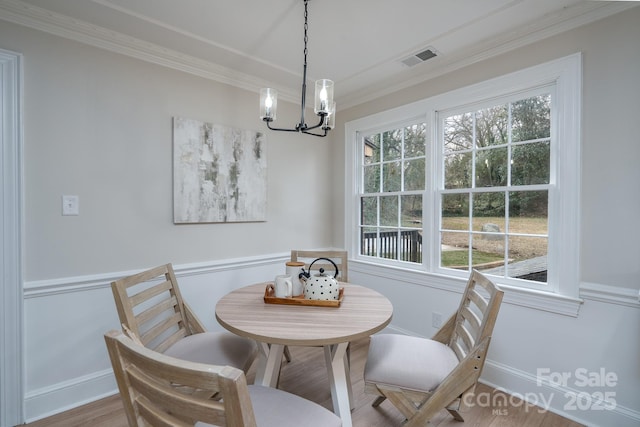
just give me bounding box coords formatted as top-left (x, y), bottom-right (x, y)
top-left (361, 229), bottom-right (422, 263)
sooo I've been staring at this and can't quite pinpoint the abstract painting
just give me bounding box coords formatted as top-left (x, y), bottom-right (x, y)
top-left (173, 117), bottom-right (267, 223)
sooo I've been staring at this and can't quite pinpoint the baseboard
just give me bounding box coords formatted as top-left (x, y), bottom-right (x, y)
top-left (22, 253), bottom-right (289, 422)
top-left (24, 369), bottom-right (117, 423)
top-left (373, 325), bottom-right (640, 427)
top-left (481, 360), bottom-right (640, 427)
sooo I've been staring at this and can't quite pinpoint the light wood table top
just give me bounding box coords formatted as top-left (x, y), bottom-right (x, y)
top-left (215, 282), bottom-right (393, 347)
top-left (215, 281), bottom-right (393, 427)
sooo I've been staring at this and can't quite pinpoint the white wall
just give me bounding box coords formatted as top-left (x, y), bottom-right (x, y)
top-left (333, 7), bottom-right (640, 427)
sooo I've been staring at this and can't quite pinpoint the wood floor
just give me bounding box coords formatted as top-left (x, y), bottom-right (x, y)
top-left (24, 338), bottom-right (584, 427)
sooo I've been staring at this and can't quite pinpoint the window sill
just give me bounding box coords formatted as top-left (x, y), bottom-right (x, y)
top-left (350, 259), bottom-right (584, 317)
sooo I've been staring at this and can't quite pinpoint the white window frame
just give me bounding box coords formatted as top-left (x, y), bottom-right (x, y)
top-left (345, 53), bottom-right (582, 311)
top-left (359, 118), bottom-right (428, 262)
top-left (434, 86), bottom-right (554, 292)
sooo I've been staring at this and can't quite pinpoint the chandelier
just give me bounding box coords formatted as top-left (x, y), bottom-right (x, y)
top-left (259, 0), bottom-right (335, 137)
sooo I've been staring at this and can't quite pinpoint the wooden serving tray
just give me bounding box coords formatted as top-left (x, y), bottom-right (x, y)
top-left (264, 284), bottom-right (344, 307)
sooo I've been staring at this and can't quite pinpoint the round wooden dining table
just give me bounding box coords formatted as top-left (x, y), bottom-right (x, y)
top-left (215, 282), bottom-right (393, 427)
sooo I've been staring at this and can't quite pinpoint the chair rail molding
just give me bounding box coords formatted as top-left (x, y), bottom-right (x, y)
top-left (22, 253), bottom-right (287, 422)
top-left (0, 47), bottom-right (24, 427)
top-left (580, 282), bottom-right (640, 308)
top-left (23, 252), bottom-right (290, 298)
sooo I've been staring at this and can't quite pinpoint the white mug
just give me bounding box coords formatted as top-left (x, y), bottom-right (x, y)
top-left (274, 275), bottom-right (293, 298)
top-left (286, 261), bottom-right (305, 296)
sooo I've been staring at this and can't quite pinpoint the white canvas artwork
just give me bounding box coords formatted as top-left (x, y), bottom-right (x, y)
top-left (173, 117), bottom-right (267, 223)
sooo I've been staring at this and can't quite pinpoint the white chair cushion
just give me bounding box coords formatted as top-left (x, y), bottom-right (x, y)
top-left (364, 334), bottom-right (459, 393)
top-left (247, 385), bottom-right (342, 427)
top-left (195, 385), bottom-right (342, 427)
top-left (164, 331), bottom-right (256, 370)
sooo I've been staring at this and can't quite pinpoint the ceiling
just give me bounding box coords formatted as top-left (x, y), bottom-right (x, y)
top-left (0, 0), bottom-right (637, 108)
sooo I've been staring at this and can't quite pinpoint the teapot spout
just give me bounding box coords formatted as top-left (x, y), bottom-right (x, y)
top-left (299, 268), bottom-right (311, 283)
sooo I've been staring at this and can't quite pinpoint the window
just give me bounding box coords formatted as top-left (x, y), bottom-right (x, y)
top-left (360, 123), bottom-right (426, 263)
top-left (440, 91), bottom-right (551, 285)
top-left (346, 54), bottom-right (581, 300)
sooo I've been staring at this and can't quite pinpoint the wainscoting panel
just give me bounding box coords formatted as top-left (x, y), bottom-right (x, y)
top-left (22, 255), bottom-right (640, 426)
top-left (23, 254), bottom-right (288, 422)
top-left (349, 261), bottom-right (640, 427)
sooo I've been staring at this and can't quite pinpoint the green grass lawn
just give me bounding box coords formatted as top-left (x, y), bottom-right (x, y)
top-left (441, 249), bottom-right (504, 268)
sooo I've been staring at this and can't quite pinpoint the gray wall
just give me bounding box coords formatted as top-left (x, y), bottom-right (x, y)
top-left (0, 20), bottom-right (337, 282)
top-left (332, 8), bottom-right (640, 427)
top-left (1, 5), bottom-right (638, 426)
top-left (333, 7), bottom-right (640, 292)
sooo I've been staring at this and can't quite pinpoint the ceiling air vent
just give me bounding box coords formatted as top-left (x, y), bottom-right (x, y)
top-left (401, 47), bottom-right (438, 67)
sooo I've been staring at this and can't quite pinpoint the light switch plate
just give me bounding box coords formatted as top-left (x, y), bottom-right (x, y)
top-left (62, 195), bottom-right (79, 216)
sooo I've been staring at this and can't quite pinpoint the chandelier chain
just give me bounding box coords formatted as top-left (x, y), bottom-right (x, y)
top-left (303, 0), bottom-right (308, 69)
top-left (259, 0), bottom-right (332, 137)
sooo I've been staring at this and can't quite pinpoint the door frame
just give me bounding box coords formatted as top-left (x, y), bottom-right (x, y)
top-left (1, 47), bottom-right (24, 427)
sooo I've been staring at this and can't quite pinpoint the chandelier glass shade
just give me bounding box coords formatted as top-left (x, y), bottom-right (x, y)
top-left (259, 0), bottom-right (334, 137)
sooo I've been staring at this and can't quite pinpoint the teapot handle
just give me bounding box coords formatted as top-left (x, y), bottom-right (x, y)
top-left (308, 257), bottom-right (339, 280)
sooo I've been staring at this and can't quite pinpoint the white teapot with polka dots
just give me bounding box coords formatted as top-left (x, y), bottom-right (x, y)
top-left (299, 258), bottom-right (341, 301)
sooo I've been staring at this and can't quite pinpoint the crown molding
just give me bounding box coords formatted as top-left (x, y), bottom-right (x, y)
top-left (0, 0), bottom-right (302, 103)
top-left (0, 0), bottom-right (637, 109)
top-left (338, 1), bottom-right (638, 109)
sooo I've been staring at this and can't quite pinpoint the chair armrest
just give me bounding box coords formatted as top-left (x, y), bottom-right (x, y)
top-left (184, 302), bottom-right (207, 334)
top-left (431, 313), bottom-right (456, 344)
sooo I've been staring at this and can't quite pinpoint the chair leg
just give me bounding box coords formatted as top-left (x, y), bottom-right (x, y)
top-left (445, 388), bottom-right (472, 421)
top-left (446, 408), bottom-right (464, 422)
top-left (372, 396), bottom-right (387, 407)
top-left (346, 342), bottom-right (351, 368)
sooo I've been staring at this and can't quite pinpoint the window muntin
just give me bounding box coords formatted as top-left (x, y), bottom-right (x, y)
top-left (359, 123), bottom-right (426, 263)
top-left (347, 54), bottom-right (581, 300)
top-left (439, 93), bottom-right (551, 286)
top-left (357, 93), bottom-right (554, 288)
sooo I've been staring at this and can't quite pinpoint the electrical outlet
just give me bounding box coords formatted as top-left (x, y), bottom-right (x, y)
top-left (62, 195), bottom-right (79, 216)
top-left (432, 312), bottom-right (443, 328)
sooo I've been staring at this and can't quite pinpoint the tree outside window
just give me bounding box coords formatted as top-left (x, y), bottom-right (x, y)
top-left (349, 54), bottom-right (581, 299)
top-left (441, 93), bottom-right (550, 282)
